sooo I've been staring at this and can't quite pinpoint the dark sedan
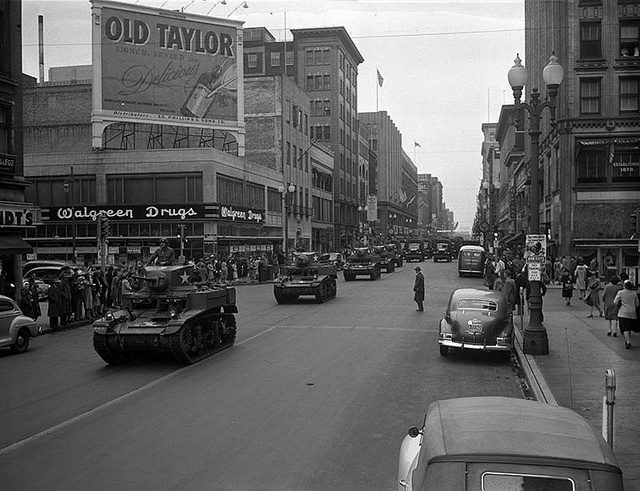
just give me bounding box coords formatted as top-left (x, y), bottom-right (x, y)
top-left (438, 288), bottom-right (513, 360)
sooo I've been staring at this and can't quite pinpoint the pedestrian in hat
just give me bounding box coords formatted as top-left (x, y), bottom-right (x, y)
top-left (413, 266), bottom-right (425, 312)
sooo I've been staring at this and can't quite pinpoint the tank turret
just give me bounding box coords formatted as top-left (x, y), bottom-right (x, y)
top-left (93, 265), bottom-right (238, 365)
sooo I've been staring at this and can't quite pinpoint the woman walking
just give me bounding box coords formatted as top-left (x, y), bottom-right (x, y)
top-left (574, 259), bottom-right (588, 300)
top-left (603, 276), bottom-right (623, 336)
top-left (585, 273), bottom-right (603, 318)
top-left (613, 280), bottom-right (639, 349)
top-left (561, 270), bottom-right (574, 306)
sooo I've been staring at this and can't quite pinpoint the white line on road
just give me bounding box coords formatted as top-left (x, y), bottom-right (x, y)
top-left (0, 325), bottom-right (281, 458)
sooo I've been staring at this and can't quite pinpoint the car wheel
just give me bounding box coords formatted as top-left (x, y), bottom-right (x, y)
top-left (10, 328), bottom-right (30, 354)
top-left (439, 344), bottom-right (449, 356)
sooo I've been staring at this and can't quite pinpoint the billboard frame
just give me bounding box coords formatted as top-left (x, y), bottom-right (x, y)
top-left (90, 0), bottom-right (245, 154)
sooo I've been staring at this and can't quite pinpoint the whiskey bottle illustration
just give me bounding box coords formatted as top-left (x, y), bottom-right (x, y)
top-left (181, 60), bottom-right (228, 118)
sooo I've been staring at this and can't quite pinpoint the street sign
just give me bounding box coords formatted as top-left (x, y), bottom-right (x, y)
top-left (525, 234), bottom-right (546, 282)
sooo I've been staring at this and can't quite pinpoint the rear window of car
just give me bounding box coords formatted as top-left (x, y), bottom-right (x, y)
top-left (457, 299), bottom-right (498, 311)
top-left (483, 472), bottom-right (574, 490)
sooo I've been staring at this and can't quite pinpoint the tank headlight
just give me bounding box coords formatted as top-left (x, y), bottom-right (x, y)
top-left (105, 311), bottom-right (115, 321)
top-left (169, 309), bottom-right (178, 318)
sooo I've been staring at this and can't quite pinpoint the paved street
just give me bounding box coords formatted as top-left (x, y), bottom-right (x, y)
top-left (0, 261), bottom-right (523, 490)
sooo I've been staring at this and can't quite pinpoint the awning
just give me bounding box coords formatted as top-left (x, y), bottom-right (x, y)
top-left (504, 232), bottom-right (526, 246)
top-left (0, 235), bottom-right (33, 255)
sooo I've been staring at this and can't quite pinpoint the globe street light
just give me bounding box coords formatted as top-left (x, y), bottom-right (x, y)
top-left (508, 53), bottom-right (563, 355)
top-left (278, 183), bottom-right (296, 257)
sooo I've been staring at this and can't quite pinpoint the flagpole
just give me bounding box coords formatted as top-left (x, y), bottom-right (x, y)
top-left (376, 72), bottom-right (379, 112)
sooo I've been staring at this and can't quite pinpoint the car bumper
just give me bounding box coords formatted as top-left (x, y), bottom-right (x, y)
top-left (438, 337), bottom-right (513, 351)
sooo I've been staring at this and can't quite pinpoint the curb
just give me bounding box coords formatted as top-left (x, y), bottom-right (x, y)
top-left (513, 327), bottom-right (558, 405)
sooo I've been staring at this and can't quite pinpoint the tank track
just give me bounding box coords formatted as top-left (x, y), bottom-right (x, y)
top-left (169, 313), bottom-right (237, 365)
top-left (93, 333), bottom-right (132, 365)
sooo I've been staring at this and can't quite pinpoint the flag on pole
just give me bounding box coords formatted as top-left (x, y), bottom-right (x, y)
top-left (376, 69), bottom-right (384, 87)
top-left (414, 141), bottom-right (421, 147)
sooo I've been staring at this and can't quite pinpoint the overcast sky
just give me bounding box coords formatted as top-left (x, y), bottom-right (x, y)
top-left (21, 0), bottom-right (525, 232)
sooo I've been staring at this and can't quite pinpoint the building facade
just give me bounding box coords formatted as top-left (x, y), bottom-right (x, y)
top-left (22, 74), bottom-right (299, 264)
top-left (291, 27), bottom-right (365, 250)
top-left (523, 0), bottom-right (640, 281)
top-left (0, 0), bottom-right (38, 298)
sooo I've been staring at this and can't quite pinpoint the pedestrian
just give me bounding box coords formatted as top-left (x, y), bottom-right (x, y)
top-left (484, 255), bottom-right (495, 290)
top-left (501, 269), bottom-right (518, 313)
top-left (47, 279), bottom-right (63, 330)
top-left (27, 276), bottom-right (42, 321)
top-left (603, 275), bottom-right (623, 336)
top-left (553, 257), bottom-right (563, 285)
top-left (20, 281), bottom-right (35, 319)
top-left (613, 280), bottom-right (639, 349)
top-left (59, 269), bottom-right (73, 326)
top-left (514, 266), bottom-right (527, 315)
top-left (585, 273), bottom-right (603, 318)
top-left (574, 259), bottom-right (588, 300)
top-left (560, 270), bottom-right (574, 306)
top-left (82, 273), bottom-right (95, 319)
top-left (413, 266), bottom-right (424, 312)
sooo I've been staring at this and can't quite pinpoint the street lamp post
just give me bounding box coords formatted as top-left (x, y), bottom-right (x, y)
top-left (278, 183), bottom-right (296, 258)
top-left (63, 165), bottom-right (77, 264)
top-left (508, 53), bottom-right (563, 355)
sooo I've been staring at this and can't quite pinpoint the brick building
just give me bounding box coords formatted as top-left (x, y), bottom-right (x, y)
top-left (0, 0), bottom-right (38, 297)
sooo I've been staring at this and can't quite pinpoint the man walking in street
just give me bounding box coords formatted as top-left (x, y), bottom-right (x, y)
top-left (413, 266), bottom-right (425, 312)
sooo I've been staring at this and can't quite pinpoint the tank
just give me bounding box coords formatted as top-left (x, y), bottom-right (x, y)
top-left (273, 252), bottom-right (337, 304)
top-left (92, 265), bottom-right (238, 365)
top-left (343, 247), bottom-right (382, 281)
top-left (372, 245), bottom-right (396, 273)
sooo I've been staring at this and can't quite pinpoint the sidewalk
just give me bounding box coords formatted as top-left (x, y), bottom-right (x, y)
top-left (514, 285), bottom-right (640, 491)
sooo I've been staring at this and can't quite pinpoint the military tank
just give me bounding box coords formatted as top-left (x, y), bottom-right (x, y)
top-left (273, 252), bottom-right (337, 304)
top-left (93, 265), bottom-right (238, 365)
top-left (373, 245), bottom-right (396, 273)
top-left (343, 247), bottom-right (382, 281)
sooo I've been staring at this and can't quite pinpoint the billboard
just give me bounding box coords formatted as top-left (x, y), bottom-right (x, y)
top-left (90, 1), bottom-right (244, 147)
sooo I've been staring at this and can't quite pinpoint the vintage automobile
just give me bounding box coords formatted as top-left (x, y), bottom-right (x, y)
top-left (438, 288), bottom-right (513, 360)
top-left (457, 245), bottom-right (486, 277)
top-left (398, 396), bottom-right (624, 491)
top-left (404, 239), bottom-right (426, 262)
top-left (343, 247), bottom-right (382, 281)
top-left (0, 295), bottom-right (39, 354)
top-left (432, 239), bottom-right (453, 262)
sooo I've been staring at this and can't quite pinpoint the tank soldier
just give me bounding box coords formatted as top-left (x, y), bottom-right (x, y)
top-left (147, 238), bottom-right (175, 266)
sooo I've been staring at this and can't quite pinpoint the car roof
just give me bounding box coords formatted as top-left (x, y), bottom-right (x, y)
top-left (449, 288), bottom-right (503, 304)
top-left (419, 397), bottom-right (619, 468)
top-left (459, 245), bottom-right (485, 252)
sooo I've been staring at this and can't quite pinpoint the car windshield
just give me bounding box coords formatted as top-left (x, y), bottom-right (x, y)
top-left (457, 299), bottom-right (498, 311)
top-left (483, 472), bottom-right (574, 490)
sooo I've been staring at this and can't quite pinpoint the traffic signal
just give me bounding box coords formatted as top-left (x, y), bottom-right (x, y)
top-left (100, 216), bottom-right (110, 238)
top-left (177, 224), bottom-right (188, 243)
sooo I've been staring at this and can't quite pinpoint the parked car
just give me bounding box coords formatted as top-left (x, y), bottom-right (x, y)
top-left (438, 288), bottom-right (513, 360)
top-left (457, 245), bottom-right (486, 277)
top-left (398, 396), bottom-right (624, 491)
top-left (0, 294), bottom-right (39, 354)
top-left (23, 259), bottom-right (78, 277)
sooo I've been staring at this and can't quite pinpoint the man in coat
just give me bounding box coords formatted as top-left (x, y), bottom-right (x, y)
top-left (413, 266), bottom-right (425, 312)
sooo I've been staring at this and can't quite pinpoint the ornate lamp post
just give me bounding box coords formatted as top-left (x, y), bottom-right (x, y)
top-left (278, 183), bottom-right (296, 257)
top-left (63, 165), bottom-right (77, 263)
top-left (508, 53), bottom-right (563, 355)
